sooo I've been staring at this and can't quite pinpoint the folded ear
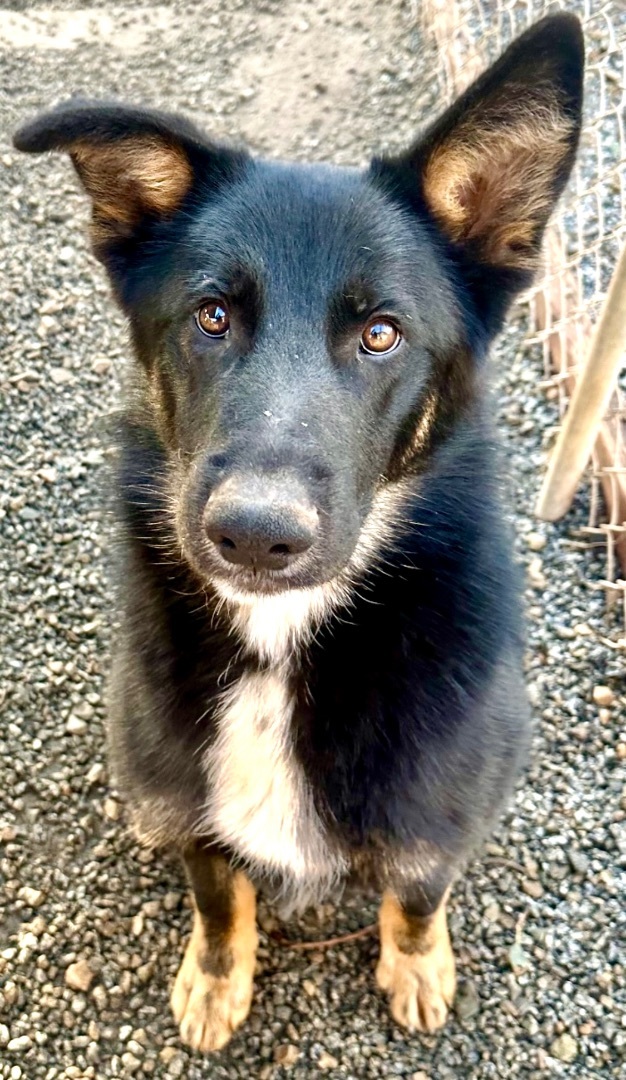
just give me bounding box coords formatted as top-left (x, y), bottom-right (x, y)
top-left (14, 99), bottom-right (246, 258)
top-left (373, 14), bottom-right (583, 278)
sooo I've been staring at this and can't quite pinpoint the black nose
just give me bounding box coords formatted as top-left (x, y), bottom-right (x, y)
top-left (204, 475), bottom-right (319, 571)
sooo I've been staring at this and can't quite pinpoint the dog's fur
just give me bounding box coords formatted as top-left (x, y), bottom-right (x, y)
top-left (15, 14), bottom-right (584, 1051)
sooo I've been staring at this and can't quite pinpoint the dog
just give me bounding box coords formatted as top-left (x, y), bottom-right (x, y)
top-left (14, 13), bottom-right (583, 1052)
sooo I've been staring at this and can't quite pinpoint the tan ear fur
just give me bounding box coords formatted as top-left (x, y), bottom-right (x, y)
top-left (423, 94), bottom-right (576, 270)
top-left (71, 137), bottom-right (193, 242)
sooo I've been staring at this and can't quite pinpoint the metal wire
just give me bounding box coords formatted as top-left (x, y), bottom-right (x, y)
top-left (423, 0), bottom-right (626, 630)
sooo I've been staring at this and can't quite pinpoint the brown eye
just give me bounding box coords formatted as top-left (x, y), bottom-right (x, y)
top-left (360, 318), bottom-right (401, 355)
top-left (196, 300), bottom-right (230, 337)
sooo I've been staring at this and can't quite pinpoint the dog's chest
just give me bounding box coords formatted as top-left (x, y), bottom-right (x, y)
top-left (200, 591), bottom-right (347, 903)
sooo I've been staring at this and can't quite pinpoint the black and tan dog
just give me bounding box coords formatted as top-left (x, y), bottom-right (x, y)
top-left (15, 14), bottom-right (583, 1052)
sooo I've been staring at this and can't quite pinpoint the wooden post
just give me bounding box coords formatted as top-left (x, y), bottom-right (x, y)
top-left (536, 242), bottom-right (626, 522)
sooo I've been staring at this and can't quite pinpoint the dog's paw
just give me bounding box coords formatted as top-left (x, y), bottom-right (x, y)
top-left (171, 921), bottom-right (255, 1052)
top-left (376, 891), bottom-right (456, 1033)
top-left (376, 936), bottom-right (456, 1032)
top-left (171, 941), bottom-right (254, 1052)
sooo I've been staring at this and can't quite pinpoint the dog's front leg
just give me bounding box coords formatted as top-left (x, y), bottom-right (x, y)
top-left (171, 840), bottom-right (258, 1052)
top-left (376, 873), bottom-right (456, 1033)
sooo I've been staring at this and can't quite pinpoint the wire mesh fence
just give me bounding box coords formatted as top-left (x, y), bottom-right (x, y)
top-left (422, 0), bottom-right (626, 634)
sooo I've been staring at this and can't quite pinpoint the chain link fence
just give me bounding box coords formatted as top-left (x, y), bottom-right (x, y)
top-left (422, 0), bottom-right (626, 633)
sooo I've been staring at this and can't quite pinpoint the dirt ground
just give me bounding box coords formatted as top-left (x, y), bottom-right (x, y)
top-left (1, 2), bottom-right (624, 1079)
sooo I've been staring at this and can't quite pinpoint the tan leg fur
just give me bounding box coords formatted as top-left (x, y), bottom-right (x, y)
top-left (376, 888), bottom-right (456, 1032)
top-left (171, 872), bottom-right (258, 1052)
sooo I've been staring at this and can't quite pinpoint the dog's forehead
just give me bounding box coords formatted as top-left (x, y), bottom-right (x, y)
top-left (187, 157), bottom-right (446, 300)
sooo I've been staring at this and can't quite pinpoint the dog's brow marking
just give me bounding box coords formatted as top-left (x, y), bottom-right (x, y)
top-left (399, 393), bottom-right (438, 468)
top-left (201, 669), bottom-right (346, 908)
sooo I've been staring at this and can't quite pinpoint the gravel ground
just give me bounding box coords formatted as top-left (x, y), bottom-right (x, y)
top-left (1, 2), bottom-right (625, 1078)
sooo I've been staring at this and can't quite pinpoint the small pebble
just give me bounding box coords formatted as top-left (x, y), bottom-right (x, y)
top-left (455, 979), bottom-right (480, 1020)
top-left (121, 1052), bottom-right (142, 1072)
top-left (527, 558), bottom-right (547, 588)
top-left (86, 762), bottom-right (106, 785)
top-left (568, 850), bottom-right (590, 876)
top-left (526, 531), bottom-right (547, 551)
top-left (66, 715), bottom-right (88, 735)
top-left (17, 886), bottom-right (45, 908)
top-left (65, 959), bottom-right (95, 992)
top-left (103, 797), bottom-right (121, 821)
top-left (49, 366), bottom-right (74, 385)
top-left (522, 879), bottom-right (544, 899)
top-left (550, 1033), bottom-right (578, 1063)
top-left (7, 1035), bottom-right (33, 1052)
top-left (274, 1044), bottom-right (299, 1066)
top-left (166, 1055), bottom-right (185, 1078)
top-left (592, 685), bottom-right (614, 706)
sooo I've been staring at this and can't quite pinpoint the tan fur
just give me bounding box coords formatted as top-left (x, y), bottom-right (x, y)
top-left (398, 392), bottom-right (438, 469)
top-left (171, 873), bottom-right (258, 1052)
top-left (423, 101), bottom-right (575, 269)
top-left (72, 137), bottom-right (192, 241)
top-left (376, 889), bottom-right (456, 1032)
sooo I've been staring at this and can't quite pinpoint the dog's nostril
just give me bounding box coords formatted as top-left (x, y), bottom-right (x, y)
top-left (270, 543), bottom-right (290, 556)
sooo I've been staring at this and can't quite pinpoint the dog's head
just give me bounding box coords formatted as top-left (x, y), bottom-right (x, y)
top-left (15, 15), bottom-right (583, 599)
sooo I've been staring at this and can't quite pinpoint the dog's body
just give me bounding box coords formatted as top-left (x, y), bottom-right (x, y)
top-left (110, 414), bottom-right (528, 911)
top-left (15, 14), bottom-right (583, 1052)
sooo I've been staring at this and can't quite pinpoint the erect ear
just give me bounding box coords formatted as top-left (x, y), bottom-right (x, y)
top-left (13, 99), bottom-right (247, 259)
top-left (373, 14), bottom-right (583, 277)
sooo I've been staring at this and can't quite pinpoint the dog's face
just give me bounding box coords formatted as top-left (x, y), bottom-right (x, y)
top-left (15, 16), bottom-right (583, 597)
top-left (129, 162), bottom-right (460, 595)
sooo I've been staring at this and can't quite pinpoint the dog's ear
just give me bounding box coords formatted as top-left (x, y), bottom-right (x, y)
top-left (373, 14), bottom-right (583, 280)
top-left (14, 100), bottom-right (246, 259)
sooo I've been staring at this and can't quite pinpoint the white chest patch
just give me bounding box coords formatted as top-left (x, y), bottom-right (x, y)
top-left (201, 668), bottom-right (347, 908)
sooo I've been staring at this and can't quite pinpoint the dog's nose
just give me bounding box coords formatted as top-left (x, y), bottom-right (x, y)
top-left (204, 475), bottom-right (319, 571)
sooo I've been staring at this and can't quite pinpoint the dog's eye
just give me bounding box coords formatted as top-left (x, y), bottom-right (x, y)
top-left (360, 318), bottom-right (401, 356)
top-left (196, 300), bottom-right (230, 338)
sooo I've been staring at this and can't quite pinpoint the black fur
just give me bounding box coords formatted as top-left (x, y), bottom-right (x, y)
top-left (15, 5), bottom-right (583, 986)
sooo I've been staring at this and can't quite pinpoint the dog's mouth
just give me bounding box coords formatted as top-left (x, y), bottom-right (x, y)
top-left (208, 560), bottom-right (312, 597)
top-left (182, 530), bottom-right (335, 597)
